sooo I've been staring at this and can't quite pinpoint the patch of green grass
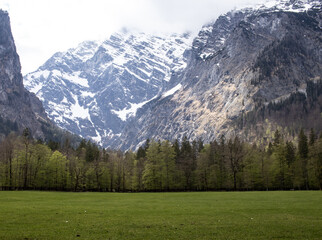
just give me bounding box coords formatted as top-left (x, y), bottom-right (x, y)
top-left (0, 191), bottom-right (321, 239)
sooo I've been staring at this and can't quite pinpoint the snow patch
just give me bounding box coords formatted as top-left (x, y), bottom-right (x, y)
top-left (70, 95), bottom-right (91, 120)
top-left (92, 130), bottom-right (102, 144)
top-left (111, 95), bottom-right (158, 121)
top-left (124, 67), bottom-right (148, 83)
top-left (42, 70), bottom-right (50, 79)
top-left (112, 101), bottom-right (147, 121)
top-left (51, 70), bottom-right (89, 88)
top-left (61, 96), bottom-right (68, 104)
top-left (72, 41), bottom-right (101, 62)
top-left (173, 62), bottom-right (187, 72)
top-left (200, 52), bottom-right (213, 60)
top-left (81, 91), bottom-right (95, 97)
top-left (202, 25), bottom-right (213, 33)
top-left (64, 71), bottom-right (89, 88)
top-left (163, 83), bottom-right (182, 98)
top-left (113, 54), bottom-right (129, 66)
top-left (240, 0), bottom-right (320, 13)
top-left (29, 70), bottom-right (50, 80)
top-left (29, 82), bottom-right (43, 94)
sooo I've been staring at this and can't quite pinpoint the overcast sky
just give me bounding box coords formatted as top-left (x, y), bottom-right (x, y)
top-left (0, 0), bottom-right (265, 74)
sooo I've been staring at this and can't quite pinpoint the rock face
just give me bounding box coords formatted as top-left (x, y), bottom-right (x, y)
top-left (23, 0), bottom-right (322, 150)
top-left (113, 0), bottom-right (322, 150)
top-left (24, 30), bottom-right (192, 146)
top-left (0, 10), bottom-right (52, 139)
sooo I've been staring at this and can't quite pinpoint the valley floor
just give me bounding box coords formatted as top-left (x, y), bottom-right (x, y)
top-left (0, 191), bottom-right (321, 239)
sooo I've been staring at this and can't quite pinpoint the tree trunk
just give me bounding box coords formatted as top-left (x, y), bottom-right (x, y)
top-left (233, 171), bottom-right (237, 191)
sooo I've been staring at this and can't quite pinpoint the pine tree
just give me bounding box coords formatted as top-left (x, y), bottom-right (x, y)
top-left (273, 129), bottom-right (281, 146)
top-left (309, 128), bottom-right (316, 146)
top-left (271, 142), bottom-right (287, 189)
top-left (285, 141), bottom-right (296, 188)
top-left (180, 136), bottom-right (194, 190)
top-left (298, 129), bottom-right (309, 189)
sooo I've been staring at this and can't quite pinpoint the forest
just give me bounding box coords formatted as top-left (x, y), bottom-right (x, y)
top-left (0, 128), bottom-right (321, 192)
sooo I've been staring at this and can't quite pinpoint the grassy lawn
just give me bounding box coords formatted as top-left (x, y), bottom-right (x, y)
top-left (0, 191), bottom-right (321, 239)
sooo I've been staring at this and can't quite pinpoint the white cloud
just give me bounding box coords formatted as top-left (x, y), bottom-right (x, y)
top-left (0, 0), bottom-right (265, 74)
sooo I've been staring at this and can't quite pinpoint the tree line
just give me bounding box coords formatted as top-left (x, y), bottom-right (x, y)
top-left (0, 128), bottom-right (321, 191)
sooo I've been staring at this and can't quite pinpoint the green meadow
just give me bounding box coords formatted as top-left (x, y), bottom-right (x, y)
top-left (0, 191), bottom-right (321, 239)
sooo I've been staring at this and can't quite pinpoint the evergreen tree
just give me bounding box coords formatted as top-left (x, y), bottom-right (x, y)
top-left (217, 135), bottom-right (228, 189)
top-left (179, 136), bottom-right (195, 190)
top-left (298, 129), bottom-right (309, 189)
top-left (273, 129), bottom-right (281, 146)
top-left (271, 142), bottom-right (287, 189)
top-left (137, 146), bottom-right (146, 159)
top-left (197, 138), bottom-right (204, 152)
top-left (172, 139), bottom-right (180, 163)
top-left (308, 137), bottom-right (322, 190)
top-left (309, 128), bottom-right (316, 146)
top-left (285, 141), bottom-right (296, 188)
top-left (47, 140), bottom-right (59, 151)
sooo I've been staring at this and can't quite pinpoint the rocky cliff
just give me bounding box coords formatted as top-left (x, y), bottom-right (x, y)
top-left (0, 9), bottom-right (53, 139)
top-left (113, 0), bottom-right (322, 150)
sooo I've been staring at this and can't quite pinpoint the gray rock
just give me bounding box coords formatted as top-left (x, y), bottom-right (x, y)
top-left (113, 0), bottom-right (322, 150)
top-left (0, 10), bottom-right (52, 139)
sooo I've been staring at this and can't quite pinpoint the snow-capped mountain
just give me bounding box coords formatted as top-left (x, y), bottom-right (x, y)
top-left (24, 0), bottom-right (321, 150)
top-left (112, 0), bottom-right (322, 150)
top-left (196, 0), bottom-right (321, 61)
top-left (24, 30), bottom-right (192, 146)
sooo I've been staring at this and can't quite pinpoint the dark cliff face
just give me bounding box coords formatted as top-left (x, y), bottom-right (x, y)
top-left (0, 11), bottom-right (24, 99)
top-left (0, 10), bottom-right (51, 139)
top-left (113, 0), bottom-right (322, 150)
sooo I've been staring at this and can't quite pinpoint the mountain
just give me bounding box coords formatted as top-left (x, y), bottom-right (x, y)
top-left (24, 30), bottom-right (192, 146)
top-left (0, 9), bottom-right (53, 139)
top-left (112, 0), bottom-right (322, 150)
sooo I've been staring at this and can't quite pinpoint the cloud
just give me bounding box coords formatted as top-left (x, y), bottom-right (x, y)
top-left (0, 0), bottom-right (265, 74)
top-left (133, 0), bottom-right (265, 33)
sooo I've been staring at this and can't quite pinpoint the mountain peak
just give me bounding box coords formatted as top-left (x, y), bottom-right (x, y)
top-left (23, 0), bottom-right (321, 149)
top-left (24, 29), bottom-right (192, 146)
top-left (238, 0), bottom-right (321, 13)
top-left (112, 0), bottom-right (322, 150)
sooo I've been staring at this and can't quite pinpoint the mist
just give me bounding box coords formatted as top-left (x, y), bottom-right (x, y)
top-left (0, 0), bottom-right (266, 74)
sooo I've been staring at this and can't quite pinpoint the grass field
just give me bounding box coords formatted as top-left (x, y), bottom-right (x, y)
top-left (0, 191), bottom-right (321, 239)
